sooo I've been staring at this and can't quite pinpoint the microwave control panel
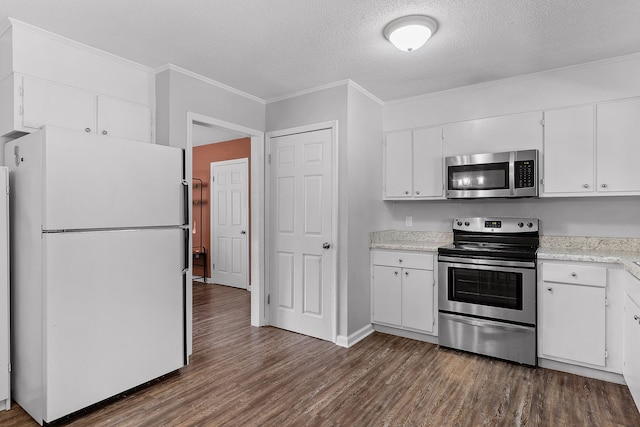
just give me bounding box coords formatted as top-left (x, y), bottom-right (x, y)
top-left (515, 160), bottom-right (535, 188)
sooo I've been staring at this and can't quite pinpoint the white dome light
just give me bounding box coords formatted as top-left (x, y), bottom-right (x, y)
top-left (384, 15), bottom-right (438, 52)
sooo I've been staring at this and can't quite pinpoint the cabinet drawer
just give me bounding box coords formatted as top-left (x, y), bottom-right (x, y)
top-left (542, 263), bottom-right (606, 287)
top-left (372, 251), bottom-right (433, 270)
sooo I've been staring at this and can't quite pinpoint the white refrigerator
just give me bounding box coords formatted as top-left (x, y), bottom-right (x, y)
top-left (5, 126), bottom-right (188, 424)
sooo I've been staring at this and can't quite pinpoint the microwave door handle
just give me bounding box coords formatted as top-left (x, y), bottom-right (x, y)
top-left (509, 151), bottom-right (516, 195)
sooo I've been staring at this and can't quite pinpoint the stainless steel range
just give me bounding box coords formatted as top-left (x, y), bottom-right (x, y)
top-left (438, 217), bottom-right (539, 366)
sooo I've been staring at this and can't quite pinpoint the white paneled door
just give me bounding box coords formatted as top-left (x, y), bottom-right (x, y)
top-left (211, 159), bottom-right (249, 289)
top-left (269, 128), bottom-right (334, 342)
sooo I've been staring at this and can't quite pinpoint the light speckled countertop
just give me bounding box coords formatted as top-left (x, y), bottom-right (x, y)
top-left (370, 230), bottom-right (640, 282)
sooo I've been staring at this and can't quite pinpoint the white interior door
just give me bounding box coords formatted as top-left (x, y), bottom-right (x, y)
top-left (269, 128), bottom-right (334, 342)
top-left (211, 159), bottom-right (249, 289)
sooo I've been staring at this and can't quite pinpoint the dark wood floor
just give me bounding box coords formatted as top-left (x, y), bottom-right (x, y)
top-left (2, 282), bottom-right (640, 426)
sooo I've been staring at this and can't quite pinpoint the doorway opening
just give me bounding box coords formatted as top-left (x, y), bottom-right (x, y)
top-left (186, 113), bottom-right (266, 331)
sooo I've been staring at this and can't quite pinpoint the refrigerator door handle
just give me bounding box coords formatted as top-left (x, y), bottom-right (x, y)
top-left (181, 179), bottom-right (189, 227)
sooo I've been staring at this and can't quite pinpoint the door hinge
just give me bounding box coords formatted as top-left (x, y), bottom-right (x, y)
top-left (540, 119), bottom-right (545, 126)
top-left (267, 294), bottom-right (270, 305)
top-left (19, 86), bottom-right (23, 96)
top-left (605, 298), bottom-right (609, 307)
top-left (7, 363), bottom-right (11, 373)
top-left (211, 176), bottom-right (215, 182)
top-left (540, 178), bottom-right (545, 186)
top-left (19, 105), bottom-right (23, 116)
top-left (433, 277), bottom-right (436, 286)
top-left (605, 350), bottom-right (609, 358)
top-left (212, 263), bottom-right (215, 270)
top-left (268, 153), bottom-right (272, 165)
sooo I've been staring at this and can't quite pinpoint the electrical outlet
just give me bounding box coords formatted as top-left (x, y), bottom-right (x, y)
top-left (405, 216), bottom-right (413, 227)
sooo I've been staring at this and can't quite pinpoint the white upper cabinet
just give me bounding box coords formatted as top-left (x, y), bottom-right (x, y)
top-left (542, 98), bottom-right (640, 197)
top-left (596, 98), bottom-right (640, 193)
top-left (16, 75), bottom-right (151, 143)
top-left (384, 131), bottom-right (413, 198)
top-left (97, 95), bottom-right (151, 143)
top-left (0, 20), bottom-right (154, 141)
top-left (442, 111), bottom-right (543, 157)
top-left (22, 75), bottom-right (96, 133)
top-left (542, 106), bottom-right (595, 194)
top-left (412, 127), bottom-right (443, 198)
top-left (384, 127), bottom-right (443, 200)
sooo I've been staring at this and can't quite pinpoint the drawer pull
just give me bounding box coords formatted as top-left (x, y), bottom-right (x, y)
top-left (570, 272), bottom-right (577, 277)
top-left (398, 259), bottom-right (403, 263)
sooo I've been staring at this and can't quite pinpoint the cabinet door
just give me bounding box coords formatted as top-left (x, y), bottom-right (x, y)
top-left (624, 294), bottom-right (640, 408)
top-left (541, 281), bottom-right (606, 366)
top-left (97, 96), bottom-right (151, 143)
top-left (22, 76), bottom-right (96, 133)
top-left (413, 127), bottom-right (443, 198)
top-left (384, 131), bottom-right (412, 198)
top-left (543, 106), bottom-right (594, 194)
top-left (597, 98), bottom-right (640, 193)
top-left (401, 268), bottom-right (434, 333)
top-left (372, 265), bottom-right (401, 325)
top-left (442, 111), bottom-right (543, 157)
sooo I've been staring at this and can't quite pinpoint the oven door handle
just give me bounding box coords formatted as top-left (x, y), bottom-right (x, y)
top-left (438, 255), bottom-right (535, 269)
top-left (440, 312), bottom-right (533, 333)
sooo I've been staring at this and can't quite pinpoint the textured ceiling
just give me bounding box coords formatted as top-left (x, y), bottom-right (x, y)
top-left (1, 0), bottom-right (640, 102)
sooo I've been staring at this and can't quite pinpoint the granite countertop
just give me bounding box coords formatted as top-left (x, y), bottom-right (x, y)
top-left (370, 230), bottom-right (640, 282)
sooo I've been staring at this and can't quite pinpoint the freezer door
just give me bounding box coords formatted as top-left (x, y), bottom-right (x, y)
top-left (42, 126), bottom-right (184, 230)
top-left (43, 228), bottom-right (185, 422)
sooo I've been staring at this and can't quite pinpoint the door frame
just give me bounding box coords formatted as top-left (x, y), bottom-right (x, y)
top-left (209, 158), bottom-right (250, 289)
top-left (186, 112), bottom-right (266, 330)
top-left (265, 121), bottom-right (339, 343)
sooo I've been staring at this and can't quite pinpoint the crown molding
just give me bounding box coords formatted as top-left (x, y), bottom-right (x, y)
top-left (386, 51), bottom-right (640, 107)
top-left (266, 79), bottom-right (383, 106)
top-left (6, 18), bottom-right (154, 74)
top-left (155, 64), bottom-right (266, 105)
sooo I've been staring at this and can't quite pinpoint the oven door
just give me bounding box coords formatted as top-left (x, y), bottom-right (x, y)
top-left (438, 256), bottom-right (536, 325)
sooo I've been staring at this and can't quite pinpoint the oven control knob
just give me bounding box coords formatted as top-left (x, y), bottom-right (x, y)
top-left (457, 221), bottom-right (463, 226)
top-left (464, 221), bottom-right (470, 226)
top-left (527, 222), bottom-right (534, 228)
top-left (518, 222), bottom-right (524, 228)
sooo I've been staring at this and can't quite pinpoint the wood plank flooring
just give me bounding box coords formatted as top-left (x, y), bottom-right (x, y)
top-left (1, 282), bottom-right (639, 426)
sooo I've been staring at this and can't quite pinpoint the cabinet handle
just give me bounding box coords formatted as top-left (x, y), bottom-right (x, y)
top-left (635, 315), bottom-right (639, 322)
top-left (404, 190), bottom-right (409, 195)
top-left (547, 287), bottom-right (553, 292)
top-left (398, 259), bottom-right (403, 263)
top-left (405, 271), bottom-right (409, 277)
top-left (570, 272), bottom-right (577, 277)
top-left (583, 184), bottom-right (590, 189)
top-left (102, 130), bottom-right (108, 135)
top-left (601, 183), bottom-right (608, 188)
top-left (85, 128), bottom-right (91, 133)
top-left (394, 271), bottom-right (398, 276)
top-left (415, 190), bottom-right (420, 195)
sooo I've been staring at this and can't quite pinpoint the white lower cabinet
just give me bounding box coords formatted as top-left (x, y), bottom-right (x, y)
top-left (624, 290), bottom-right (640, 409)
top-left (539, 262), bottom-right (624, 374)
top-left (371, 250), bottom-right (435, 335)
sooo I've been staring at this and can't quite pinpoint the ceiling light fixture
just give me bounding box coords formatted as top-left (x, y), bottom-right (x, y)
top-left (384, 15), bottom-right (438, 52)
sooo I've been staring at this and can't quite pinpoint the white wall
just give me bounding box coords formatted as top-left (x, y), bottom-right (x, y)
top-left (383, 54), bottom-right (640, 238)
top-left (156, 68), bottom-right (265, 148)
top-left (346, 86), bottom-right (390, 334)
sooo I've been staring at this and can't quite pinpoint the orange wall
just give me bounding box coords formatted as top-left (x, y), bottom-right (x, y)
top-left (192, 137), bottom-right (251, 279)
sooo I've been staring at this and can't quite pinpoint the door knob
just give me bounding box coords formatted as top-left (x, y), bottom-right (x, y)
top-left (240, 230), bottom-right (247, 235)
top-left (322, 242), bottom-right (331, 249)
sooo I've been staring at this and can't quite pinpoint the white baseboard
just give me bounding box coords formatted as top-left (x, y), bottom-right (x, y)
top-left (335, 324), bottom-right (375, 348)
top-left (1, 398), bottom-right (10, 411)
top-left (538, 358), bottom-right (625, 385)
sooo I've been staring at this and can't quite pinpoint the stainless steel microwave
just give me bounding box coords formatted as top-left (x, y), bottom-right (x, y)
top-left (445, 149), bottom-right (538, 199)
